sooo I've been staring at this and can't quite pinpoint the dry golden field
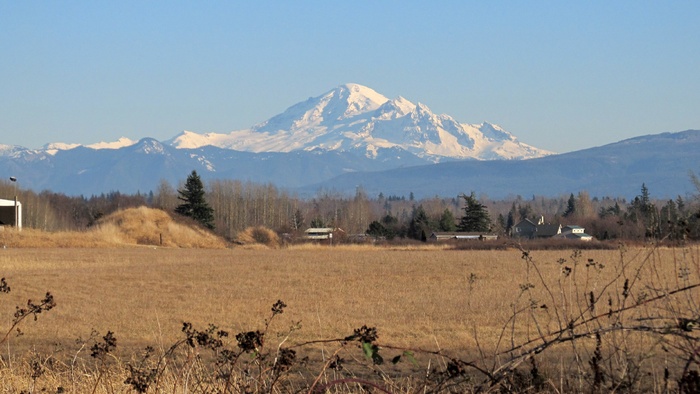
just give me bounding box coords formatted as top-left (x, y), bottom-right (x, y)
top-left (0, 208), bottom-right (698, 392)
top-left (0, 244), bottom-right (698, 392)
top-left (1, 245), bottom-right (547, 353)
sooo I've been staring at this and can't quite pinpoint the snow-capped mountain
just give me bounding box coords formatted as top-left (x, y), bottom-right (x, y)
top-left (0, 83), bottom-right (565, 196)
top-left (165, 83), bottom-right (552, 161)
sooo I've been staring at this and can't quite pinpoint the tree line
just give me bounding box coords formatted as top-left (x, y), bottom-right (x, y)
top-left (2, 171), bottom-right (700, 243)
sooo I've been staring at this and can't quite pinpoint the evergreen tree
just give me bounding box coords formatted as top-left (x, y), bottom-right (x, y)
top-left (175, 170), bottom-right (215, 229)
top-left (506, 210), bottom-right (515, 233)
top-left (506, 203), bottom-right (517, 232)
top-left (518, 203), bottom-right (534, 222)
top-left (438, 208), bottom-right (457, 232)
top-left (563, 193), bottom-right (576, 217)
top-left (408, 205), bottom-right (431, 240)
top-left (366, 221), bottom-right (388, 238)
top-left (310, 217), bottom-right (325, 228)
top-left (599, 202), bottom-right (622, 219)
top-left (457, 192), bottom-right (491, 232)
top-left (380, 214), bottom-right (400, 239)
top-left (627, 183), bottom-right (659, 239)
top-left (495, 213), bottom-right (507, 235)
top-left (676, 195), bottom-right (685, 214)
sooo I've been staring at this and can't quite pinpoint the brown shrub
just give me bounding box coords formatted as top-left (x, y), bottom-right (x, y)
top-left (236, 226), bottom-right (280, 248)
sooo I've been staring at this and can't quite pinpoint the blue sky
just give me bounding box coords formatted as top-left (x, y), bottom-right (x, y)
top-left (2, 1), bottom-right (699, 153)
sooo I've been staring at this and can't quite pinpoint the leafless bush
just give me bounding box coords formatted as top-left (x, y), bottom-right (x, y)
top-left (236, 226), bottom-right (280, 248)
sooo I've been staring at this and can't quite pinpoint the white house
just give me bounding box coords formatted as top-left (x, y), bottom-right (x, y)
top-left (0, 198), bottom-right (22, 229)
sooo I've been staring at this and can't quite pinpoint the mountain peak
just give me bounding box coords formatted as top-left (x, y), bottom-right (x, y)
top-left (336, 83), bottom-right (388, 104)
top-left (167, 84), bottom-right (552, 160)
top-left (321, 83), bottom-right (389, 120)
top-left (165, 130), bottom-right (213, 149)
top-left (132, 138), bottom-right (167, 155)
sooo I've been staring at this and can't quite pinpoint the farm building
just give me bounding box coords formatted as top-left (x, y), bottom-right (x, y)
top-left (555, 225), bottom-right (594, 241)
top-left (0, 198), bottom-right (22, 229)
top-left (512, 219), bottom-right (593, 241)
top-left (429, 232), bottom-right (498, 242)
top-left (304, 227), bottom-right (345, 242)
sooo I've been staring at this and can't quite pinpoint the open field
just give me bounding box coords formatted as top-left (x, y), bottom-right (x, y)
top-left (2, 245), bottom-right (541, 352)
top-left (1, 243), bottom-right (699, 392)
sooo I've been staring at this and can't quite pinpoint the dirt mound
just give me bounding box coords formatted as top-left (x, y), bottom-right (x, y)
top-left (95, 206), bottom-right (228, 248)
top-left (1, 207), bottom-right (228, 248)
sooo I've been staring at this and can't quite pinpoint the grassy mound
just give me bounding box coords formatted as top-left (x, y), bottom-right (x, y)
top-left (95, 206), bottom-right (228, 248)
top-left (1, 206), bottom-right (228, 248)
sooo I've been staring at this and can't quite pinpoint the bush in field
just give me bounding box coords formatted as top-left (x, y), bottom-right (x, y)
top-left (237, 226), bottom-right (280, 248)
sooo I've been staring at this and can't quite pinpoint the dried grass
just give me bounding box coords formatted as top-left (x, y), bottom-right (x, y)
top-left (0, 236), bottom-right (698, 392)
top-left (0, 206), bottom-right (228, 249)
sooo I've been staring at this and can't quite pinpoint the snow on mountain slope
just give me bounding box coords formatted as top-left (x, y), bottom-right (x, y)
top-left (0, 144), bottom-right (26, 157)
top-left (41, 142), bottom-right (81, 155)
top-left (166, 83), bottom-right (552, 161)
top-left (37, 138), bottom-right (137, 155)
top-left (87, 137), bottom-right (137, 150)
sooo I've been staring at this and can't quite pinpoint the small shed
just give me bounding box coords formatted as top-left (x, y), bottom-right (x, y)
top-left (0, 198), bottom-right (22, 229)
top-left (304, 228), bottom-right (334, 240)
top-left (304, 227), bottom-right (345, 242)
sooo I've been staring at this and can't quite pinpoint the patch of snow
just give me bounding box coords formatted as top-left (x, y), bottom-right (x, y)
top-left (0, 144), bottom-right (26, 157)
top-left (189, 154), bottom-right (216, 171)
top-left (136, 139), bottom-right (166, 155)
top-left (43, 142), bottom-right (81, 151)
top-left (87, 137), bottom-right (137, 150)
